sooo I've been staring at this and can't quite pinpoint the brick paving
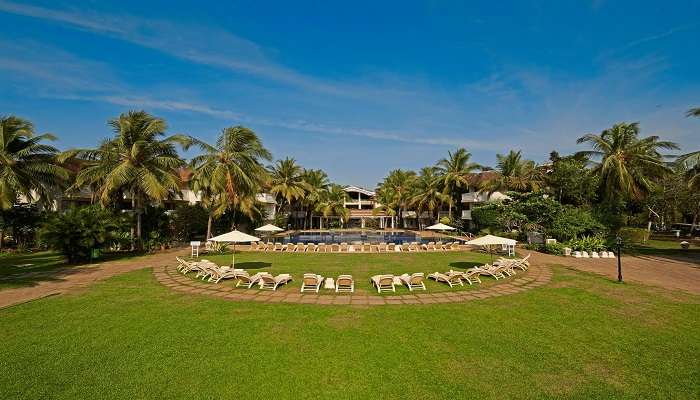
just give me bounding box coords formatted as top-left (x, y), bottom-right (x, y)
top-left (153, 262), bottom-right (552, 306)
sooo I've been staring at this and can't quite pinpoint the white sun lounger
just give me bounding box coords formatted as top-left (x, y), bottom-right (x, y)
top-left (336, 275), bottom-right (354, 293)
top-left (300, 274), bottom-right (324, 293)
top-left (399, 273), bottom-right (426, 291)
top-left (371, 274), bottom-right (395, 293)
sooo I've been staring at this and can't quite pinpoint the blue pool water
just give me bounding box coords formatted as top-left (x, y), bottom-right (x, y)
top-left (279, 231), bottom-right (446, 245)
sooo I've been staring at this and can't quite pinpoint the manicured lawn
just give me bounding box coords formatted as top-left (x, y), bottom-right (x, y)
top-left (190, 251), bottom-right (501, 295)
top-left (0, 254), bottom-right (698, 399)
top-left (0, 251), bottom-right (151, 290)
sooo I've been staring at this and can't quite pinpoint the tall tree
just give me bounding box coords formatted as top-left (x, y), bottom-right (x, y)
top-left (268, 158), bottom-right (307, 222)
top-left (677, 108), bottom-right (700, 190)
top-left (190, 126), bottom-right (271, 234)
top-left (482, 150), bottom-right (542, 193)
top-left (0, 115), bottom-right (67, 210)
top-left (374, 169), bottom-right (417, 228)
top-left (315, 184), bottom-right (349, 228)
top-left (576, 122), bottom-right (678, 201)
top-left (301, 169), bottom-right (330, 229)
top-left (435, 148), bottom-right (481, 218)
top-left (410, 167), bottom-right (450, 228)
top-left (64, 111), bottom-right (191, 249)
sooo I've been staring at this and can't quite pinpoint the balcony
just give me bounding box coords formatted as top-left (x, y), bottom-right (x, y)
top-left (461, 192), bottom-right (488, 203)
top-left (461, 210), bottom-right (472, 220)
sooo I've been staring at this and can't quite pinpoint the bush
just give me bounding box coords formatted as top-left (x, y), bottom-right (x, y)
top-left (549, 206), bottom-right (606, 242)
top-left (567, 234), bottom-right (607, 252)
top-left (171, 204), bottom-right (208, 242)
top-left (618, 227), bottom-right (649, 244)
top-left (39, 206), bottom-right (120, 263)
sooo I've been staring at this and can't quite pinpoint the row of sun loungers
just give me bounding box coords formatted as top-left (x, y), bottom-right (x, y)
top-left (249, 241), bottom-right (462, 253)
top-left (176, 254), bottom-right (531, 293)
top-left (573, 250), bottom-right (615, 258)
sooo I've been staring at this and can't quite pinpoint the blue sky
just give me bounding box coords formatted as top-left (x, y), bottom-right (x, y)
top-left (1, 0), bottom-right (698, 187)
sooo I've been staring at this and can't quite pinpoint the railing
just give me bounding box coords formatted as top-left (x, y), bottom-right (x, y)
top-left (461, 192), bottom-right (488, 203)
top-left (461, 210), bottom-right (472, 220)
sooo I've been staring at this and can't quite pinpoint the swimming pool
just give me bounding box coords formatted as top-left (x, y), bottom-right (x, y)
top-left (280, 230), bottom-right (445, 245)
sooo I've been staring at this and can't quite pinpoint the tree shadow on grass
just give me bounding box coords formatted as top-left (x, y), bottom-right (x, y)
top-left (448, 261), bottom-right (484, 270)
top-left (234, 262), bottom-right (272, 270)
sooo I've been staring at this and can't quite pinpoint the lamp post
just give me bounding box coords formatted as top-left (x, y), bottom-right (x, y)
top-left (616, 236), bottom-right (623, 282)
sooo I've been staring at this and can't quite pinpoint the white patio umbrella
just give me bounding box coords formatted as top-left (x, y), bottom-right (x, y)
top-left (426, 223), bottom-right (456, 231)
top-left (209, 230), bottom-right (260, 267)
top-left (466, 234), bottom-right (517, 262)
top-left (255, 224), bottom-right (284, 241)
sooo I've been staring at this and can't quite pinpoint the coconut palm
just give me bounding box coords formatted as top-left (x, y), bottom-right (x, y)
top-left (576, 122), bottom-right (678, 201)
top-left (315, 184), bottom-right (349, 228)
top-left (0, 115), bottom-right (68, 210)
top-left (686, 107), bottom-right (700, 117)
top-left (301, 169), bottom-right (330, 228)
top-left (374, 169), bottom-right (417, 228)
top-left (678, 108), bottom-right (700, 189)
top-left (481, 150), bottom-right (543, 193)
top-left (268, 158), bottom-right (308, 219)
top-left (189, 126), bottom-right (271, 234)
top-left (410, 167), bottom-right (450, 229)
top-left (64, 111), bottom-right (191, 248)
top-left (435, 148), bottom-right (481, 218)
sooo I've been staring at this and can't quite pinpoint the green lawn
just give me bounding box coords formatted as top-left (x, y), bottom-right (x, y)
top-left (0, 251), bottom-right (147, 290)
top-left (0, 253), bottom-right (698, 399)
top-left (191, 251), bottom-right (500, 295)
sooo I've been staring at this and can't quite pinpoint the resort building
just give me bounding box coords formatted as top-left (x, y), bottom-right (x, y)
top-left (341, 186), bottom-right (394, 229)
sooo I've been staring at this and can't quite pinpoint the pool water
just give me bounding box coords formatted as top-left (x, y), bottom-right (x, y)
top-left (279, 231), bottom-right (445, 245)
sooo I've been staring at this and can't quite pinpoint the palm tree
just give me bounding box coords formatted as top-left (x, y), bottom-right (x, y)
top-left (64, 111), bottom-right (191, 248)
top-left (0, 115), bottom-right (68, 250)
top-left (268, 158), bottom-right (307, 223)
top-left (481, 150), bottom-right (542, 193)
top-left (374, 169), bottom-right (417, 228)
top-left (678, 108), bottom-right (700, 190)
top-left (315, 184), bottom-right (349, 228)
top-left (410, 167), bottom-right (450, 229)
top-left (576, 122), bottom-right (678, 201)
top-left (301, 169), bottom-right (330, 229)
top-left (435, 148), bottom-right (481, 218)
top-left (0, 115), bottom-right (68, 210)
top-left (190, 126), bottom-right (271, 234)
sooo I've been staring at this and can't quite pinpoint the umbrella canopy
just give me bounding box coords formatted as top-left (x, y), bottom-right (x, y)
top-left (425, 223), bottom-right (456, 230)
top-left (466, 234), bottom-right (516, 262)
top-left (209, 230), bottom-right (260, 267)
top-left (254, 224), bottom-right (284, 232)
top-left (466, 234), bottom-right (516, 246)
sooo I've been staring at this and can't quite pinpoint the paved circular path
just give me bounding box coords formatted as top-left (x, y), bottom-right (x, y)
top-left (153, 263), bottom-right (552, 305)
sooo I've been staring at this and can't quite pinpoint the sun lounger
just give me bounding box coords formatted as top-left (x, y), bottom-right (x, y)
top-left (387, 243), bottom-right (395, 252)
top-left (259, 273), bottom-right (292, 291)
top-left (427, 242), bottom-right (436, 251)
top-left (371, 274), bottom-right (395, 293)
top-left (472, 264), bottom-right (506, 280)
top-left (378, 243), bottom-right (387, 252)
top-left (574, 251), bottom-right (582, 258)
top-left (212, 267), bottom-right (246, 283)
top-left (591, 251), bottom-right (600, 258)
top-left (582, 251), bottom-right (590, 258)
top-left (448, 269), bottom-right (482, 285)
top-left (400, 273), bottom-right (426, 291)
top-left (300, 274), bottom-right (324, 293)
top-left (316, 243), bottom-right (325, 252)
top-left (428, 272), bottom-right (463, 287)
top-left (608, 251), bottom-right (615, 258)
top-left (395, 244), bottom-right (404, 252)
top-left (273, 243), bottom-right (283, 251)
top-left (236, 272), bottom-right (267, 288)
top-left (362, 243), bottom-right (371, 252)
top-left (340, 243), bottom-right (349, 252)
top-left (336, 275), bottom-right (354, 293)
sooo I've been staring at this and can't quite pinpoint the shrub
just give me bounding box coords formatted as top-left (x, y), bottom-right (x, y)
top-left (39, 206), bottom-right (120, 263)
top-left (567, 234), bottom-right (607, 252)
top-left (617, 227), bottom-right (649, 244)
top-left (549, 206), bottom-right (606, 242)
top-left (171, 204), bottom-right (208, 242)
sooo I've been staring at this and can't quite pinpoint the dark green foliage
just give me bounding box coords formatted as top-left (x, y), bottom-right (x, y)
top-left (0, 204), bottom-right (44, 249)
top-left (39, 206), bottom-right (120, 263)
top-left (549, 206), bottom-right (606, 242)
top-left (546, 155), bottom-right (599, 206)
top-left (170, 204), bottom-right (208, 241)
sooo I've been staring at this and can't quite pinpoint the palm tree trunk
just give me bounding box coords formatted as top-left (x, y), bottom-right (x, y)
top-left (207, 214), bottom-right (213, 239)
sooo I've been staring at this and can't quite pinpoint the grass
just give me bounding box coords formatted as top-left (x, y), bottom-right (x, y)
top-left (191, 251), bottom-right (501, 295)
top-left (0, 250), bottom-right (157, 290)
top-left (0, 253), bottom-right (698, 399)
top-left (627, 239), bottom-right (700, 261)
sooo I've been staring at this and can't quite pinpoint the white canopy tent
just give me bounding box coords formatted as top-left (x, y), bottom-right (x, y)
top-left (466, 234), bottom-right (517, 261)
top-left (209, 230), bottom-right (260, 267)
